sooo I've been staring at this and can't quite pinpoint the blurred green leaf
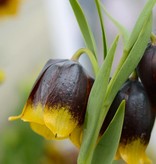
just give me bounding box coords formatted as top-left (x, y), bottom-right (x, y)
top-left (69, 0), bottom-right (97, 58)
top-left (0, 122), bottom-right (44, 164)
top-left (78, 35), bottom-right (119, 164)
top-left (100, 4), bottom-right (129, 44)
top-left (91, 100), bottom-right (125, 164)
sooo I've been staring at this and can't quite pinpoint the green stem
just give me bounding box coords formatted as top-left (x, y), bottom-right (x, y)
top-left (151, 32), bottom-right (156, 45)
top-left (69, 0), bottom-right (98, 59)
top-left (71, 48), bottom-right (99, 77)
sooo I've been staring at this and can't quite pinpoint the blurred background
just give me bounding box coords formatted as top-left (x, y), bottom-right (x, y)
top-left (0, 0), bottom-right (156, 163)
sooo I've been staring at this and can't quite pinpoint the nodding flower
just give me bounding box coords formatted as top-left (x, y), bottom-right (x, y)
top-left (137, 35), bottom-right (156, 111)
top-left (9, 59), bottom-right (94, 141)
top-left (100, 79), bottom-right (155, 164)
top-left (0, 0), bottom-right (20, 17)
top-left (0, 70), bottom-right (5, 84)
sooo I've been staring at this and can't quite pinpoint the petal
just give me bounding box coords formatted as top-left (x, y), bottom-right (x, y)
top-left (0, 0), bottom-right (20, 16)
top-left (9, 59), bottom-right (94, 141)
top-left (69, 126), bottom-right (83, 148)
top-left (9, 101), bottom-right (44, 125)
top-left (44, 105), bottom-right (78, 138)
top-left (115, 148), bottom-right (121, 160)
top-left (30, 123), bottom-right (59, 140)
top-left (0, 70), bottom-right (5, 84)
top-left (118, 139), bottom-right (151, 164)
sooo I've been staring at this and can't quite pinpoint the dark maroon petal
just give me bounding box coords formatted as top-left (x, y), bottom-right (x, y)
top-left (101, 79), bottom-right (155, 145)
top-left (28, 59), bottom-right (94, 126)
top-left (137, 44), bottom-right (156, 95)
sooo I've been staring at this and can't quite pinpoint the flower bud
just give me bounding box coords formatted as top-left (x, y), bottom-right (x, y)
top-left (100, 79), bottom-right (155, 164)
top-left (9, 59), bottom-right (94, 140)
top-left (137, 40), bottom-right (156, 106)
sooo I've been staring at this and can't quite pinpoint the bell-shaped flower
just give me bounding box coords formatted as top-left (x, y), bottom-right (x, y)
top-left (0, 0), bottom-right (20, 17)
top-left (9, 59), bottom-right (94, 140)
top-left (0, 70), bottom-right (5, 84)
top-left (137, 38), bottom-right (156, 111)
top-left (100, 79), bottom-right (155, 164)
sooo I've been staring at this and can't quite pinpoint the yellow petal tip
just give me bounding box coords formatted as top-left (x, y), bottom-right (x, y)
top-left (69, 126), bottom-right (82, 148)
top-left (118, 139), bottom-right (151, 164)
top-left (8, 115), bottom-right (22, 121)
top-left (0, 70), bottom-right (5, 83)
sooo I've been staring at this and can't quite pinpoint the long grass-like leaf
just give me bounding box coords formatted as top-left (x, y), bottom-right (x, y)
top-left (105, 14), bottom-right (152, 112)
top-left (95, 0), bottom-right (107, 59)
top-left (111, 0), bottom-right (156, 89)
top-left (69, 0), bottom-right (97, 58)
top-left (78, 35), bottom-right (119, 164)
top-left (100, 3), bottom-right (129, 44)
top-left (125, 0), bottom-right (156, 51)
top-left (91, 101), bottom-right (125, 164)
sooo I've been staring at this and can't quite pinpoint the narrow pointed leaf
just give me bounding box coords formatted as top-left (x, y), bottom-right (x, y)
top-left (92, 101), bottom-right (125, 164)
top-left (95, 0), bottom-right (107, 59)
top-left (100, 3), bottom-right (129, 44)
top-left (125, 0), bottom-right (156, 51)
top-left (110, 0), bottom-right (155, 90)
top-left (105, 14), bottom-right (152, 109)
top-left (78, 35), bottom-right (119, 164)
top-left (69, 0), bottom-right (97, 58)
top-left (105, 0), bottom-right (155, 80)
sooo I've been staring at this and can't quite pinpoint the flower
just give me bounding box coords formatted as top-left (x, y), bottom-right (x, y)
top-left (0, 70), bottom-right (5, 84)
top-left (137, 35), bottom-right (156, 110)
top-left (0, 0), bottom-right (20, 17)
top-left (9, 59), bottom-right (94, 141)
top-left (100, 79), bottom-right (155, 164)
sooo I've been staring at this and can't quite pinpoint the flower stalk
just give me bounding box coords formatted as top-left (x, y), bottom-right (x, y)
top-left (71, 48), bottom-right (99, 76)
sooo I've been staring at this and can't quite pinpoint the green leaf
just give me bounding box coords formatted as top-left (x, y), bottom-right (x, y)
top-left (125, 0), bottom-right (156, 51)
top-left (110, 0), bottom-right (155, 89)
top-left (91, 101), bottom-right (125, 164)
top-left (91, 9), bottom-right (152, 164)
top-left (95, 0), bottom-right (107, 59)
top-left (78, 35), bottom-right (119, 164)
top-left (69, 0), bottom-right (97, 58)
top-left (105, 14), bottom-right (152, 110)
top-left (100, 3), bottom-right (129, 44)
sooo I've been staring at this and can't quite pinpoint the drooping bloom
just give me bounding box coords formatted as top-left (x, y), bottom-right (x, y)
top-left (137, 38), bottom-right (156, 110)
top-left (100, 79), bottom-right (155, 164)
top-left (0, 0), bottom-right (20, 17)
top-left (0, 70), bottom-right (5, 84)
top-left (9, 59), bottom-right (94, 140)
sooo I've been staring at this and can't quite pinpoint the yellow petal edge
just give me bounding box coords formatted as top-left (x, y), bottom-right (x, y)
top-left (0, 0), bottom-right (20, 17)
top-left (8, 102), bottom-right (78, 140)
top-left (8, 102), bottom-right (44, 124)
top-left (115, 139), bottom-right (151, 164)
top-left (69, 126), bottom-right (83, 148)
